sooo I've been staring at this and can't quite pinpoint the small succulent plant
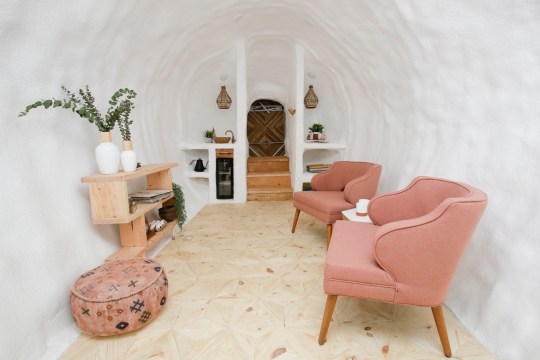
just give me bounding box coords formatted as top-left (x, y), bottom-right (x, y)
top-left (308, 123), bottom-right (325, 133)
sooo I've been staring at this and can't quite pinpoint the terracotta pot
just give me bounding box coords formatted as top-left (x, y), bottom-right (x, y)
top-left (306, 132), bottom-right (327, 141)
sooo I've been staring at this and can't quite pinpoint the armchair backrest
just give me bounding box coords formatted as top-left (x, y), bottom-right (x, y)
top-left (371, 177), bottom-right (488, 306)
top-left (311, 161), bottom-right (381, 192)
top-left (368, 177), bottom-right (471, 225)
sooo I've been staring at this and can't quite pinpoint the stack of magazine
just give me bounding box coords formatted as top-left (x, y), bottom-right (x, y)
top-left (306, 164), bottom-right (331, 173)
top-left (129, 190), bottom-right (173, 204)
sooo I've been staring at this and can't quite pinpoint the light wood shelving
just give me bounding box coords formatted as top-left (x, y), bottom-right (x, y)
top-left (81, 163), bottom-right (178, 261)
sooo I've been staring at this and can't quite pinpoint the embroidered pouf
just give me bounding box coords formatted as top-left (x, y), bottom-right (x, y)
top-left (70, 258), bottom-right (168, 336)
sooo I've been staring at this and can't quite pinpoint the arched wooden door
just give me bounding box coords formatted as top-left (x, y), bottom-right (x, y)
top-left (247, 100), bottom-right (285, 157)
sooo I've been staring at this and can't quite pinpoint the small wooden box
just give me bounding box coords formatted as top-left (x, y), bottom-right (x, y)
top-left (216, 149), bottom-right (234, 158)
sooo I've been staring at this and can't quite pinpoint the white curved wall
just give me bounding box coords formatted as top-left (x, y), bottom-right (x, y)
top-left (1, 1), bottom-right (539, 359)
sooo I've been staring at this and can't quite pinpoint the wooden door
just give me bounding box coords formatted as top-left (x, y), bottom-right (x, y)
top-left (247, 111), bottom-right (285, 157)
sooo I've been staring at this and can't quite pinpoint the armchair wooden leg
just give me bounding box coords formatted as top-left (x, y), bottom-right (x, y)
top-left (292, 209), bottom-right (300, 233)
top-left (432, 305), bottom-right (452, 357)
top-left (318, 295), bottom-right (338, 345)
top-left (326, 224), bottom-right (333, 248)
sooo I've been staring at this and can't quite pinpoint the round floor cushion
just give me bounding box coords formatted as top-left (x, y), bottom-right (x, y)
top-left (70, 258), bottom-right (168, 336)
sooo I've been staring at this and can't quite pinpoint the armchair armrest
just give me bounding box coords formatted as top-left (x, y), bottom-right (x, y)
top-left (373, 200), bottom-right (485, 306)
top-left (343, 164), bottom-right (382, 204)
top-left (310, 163), bottom-right (345, 191)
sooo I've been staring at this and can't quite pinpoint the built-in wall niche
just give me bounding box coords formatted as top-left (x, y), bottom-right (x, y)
top-left (181, 149), bottom-right (209, 178)
top-left (302, 149), bottom-right (343, 183)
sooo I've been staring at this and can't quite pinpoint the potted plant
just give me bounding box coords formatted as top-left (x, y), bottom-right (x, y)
top-left (19, 86), bottom-right (137, 174)
top-left (116, 89), bottom-right (138, 172)
top-left (307, 122), bottom-right (327, 141)
top-left (202, 129), bottom-right (214, 143)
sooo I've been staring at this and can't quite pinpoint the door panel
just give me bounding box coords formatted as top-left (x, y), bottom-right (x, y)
top-left (247, 111), bottom-right (285, 157)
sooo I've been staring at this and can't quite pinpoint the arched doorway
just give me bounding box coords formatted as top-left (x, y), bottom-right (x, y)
top-left (247, 99), bottom-right (285, 157)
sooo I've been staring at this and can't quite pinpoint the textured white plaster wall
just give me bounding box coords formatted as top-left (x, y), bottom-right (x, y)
top-left (1, 0), bottom-right (539, 359)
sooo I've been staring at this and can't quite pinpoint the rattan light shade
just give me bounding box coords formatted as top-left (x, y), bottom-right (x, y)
top-left (304, 85), bottom-right (318, 109)
top-left (216, 85), bottom-right (232, 109)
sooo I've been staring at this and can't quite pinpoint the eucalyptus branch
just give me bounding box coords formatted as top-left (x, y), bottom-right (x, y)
top-left (19, 86), bottom-right (137, 135)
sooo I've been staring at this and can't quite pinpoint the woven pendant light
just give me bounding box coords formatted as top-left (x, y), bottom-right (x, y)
top-left (216, 86), bottom-right (232, 109)
top-left (304, 85), bottom-right (318, 109)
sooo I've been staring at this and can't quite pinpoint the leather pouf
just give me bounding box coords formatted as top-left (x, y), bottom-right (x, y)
top-left (70, 258), bottom-right (168, 336)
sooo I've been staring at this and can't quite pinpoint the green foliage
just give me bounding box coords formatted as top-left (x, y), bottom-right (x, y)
top-left (19, 86), bottom-right (137, 134)
top-left (172, 183), bottom-right (187, 229)
top-left (308, 123), bottom-right (325, 133)
top-left (113, 88), bottom-right (137, 141)
top-left (202, 129), bottom-right (214, 138)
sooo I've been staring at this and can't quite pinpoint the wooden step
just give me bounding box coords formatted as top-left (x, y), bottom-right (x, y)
top-left (247, 172), bottom-right (291, 188)
top-left (247, 156), bottom-right (289, 173)
top-left (247, 187), bottom-right (293, 201)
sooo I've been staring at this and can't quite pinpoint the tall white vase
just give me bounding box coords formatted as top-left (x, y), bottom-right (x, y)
top-left (95, 132), bottom-right (120, 174)
top-left (121, 140), bottom-right (137, 172)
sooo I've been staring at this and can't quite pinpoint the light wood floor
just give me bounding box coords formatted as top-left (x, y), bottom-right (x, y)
top-left (60, 201), bottom-right (495, 359)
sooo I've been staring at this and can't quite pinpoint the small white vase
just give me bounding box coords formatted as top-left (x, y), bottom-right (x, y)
top-left (95, 132), bottom-right (120, 174)
top-left (121, 140), bottom-right (137, 172)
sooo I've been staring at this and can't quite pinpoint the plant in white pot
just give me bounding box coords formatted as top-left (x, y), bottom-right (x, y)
top-left (19, 86), bottom-right (137, 174)
top-left (116, 89), bottom-right (138, 172)
top-left (307, 122), bottom-right (327, 141)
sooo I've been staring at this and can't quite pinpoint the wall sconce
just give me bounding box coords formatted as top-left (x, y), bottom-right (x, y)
top-left (216, 85), bottom-right (232, 109)
top-left (304, 85), bottom-right (318, 109)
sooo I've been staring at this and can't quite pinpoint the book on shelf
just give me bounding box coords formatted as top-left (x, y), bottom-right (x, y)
top-left (306, 164), bottom-right (331, 173)
top-left (129, 189), bottom-right (172, 204)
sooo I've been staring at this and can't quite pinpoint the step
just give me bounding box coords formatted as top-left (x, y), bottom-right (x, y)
top-left (247, 187), bottom-right (293, 201)
top-left (247, 156), bottom-right (289, 173)
top-left (247, 172), bottom-right (291, 188)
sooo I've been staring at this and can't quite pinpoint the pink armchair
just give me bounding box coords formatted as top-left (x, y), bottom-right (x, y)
top-left (291, 161), bottom-right (382, 247)
top-left (318, 176), bottom-right (488, 357)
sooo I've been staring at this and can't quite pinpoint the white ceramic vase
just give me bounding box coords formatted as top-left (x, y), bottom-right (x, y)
top-left (95, 132), bottom-right (120, 174)
top-left (121, 140), bottom-right (137, 172)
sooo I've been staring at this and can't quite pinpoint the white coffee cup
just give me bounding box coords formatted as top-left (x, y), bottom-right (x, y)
top-left (356, 199), bottom-right (369, 216)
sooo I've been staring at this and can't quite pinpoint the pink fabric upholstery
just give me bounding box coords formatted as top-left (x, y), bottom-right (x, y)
top-left (293, 191), bottom-right (351, 223)
top-left (70, 258), bottom-right (168, 336)
top-left (324, 176), bottom-right (488, 307)
top-left (293, 161), bottom-right (382, 225)
top-left (324, 221), bottom-right (395, 302)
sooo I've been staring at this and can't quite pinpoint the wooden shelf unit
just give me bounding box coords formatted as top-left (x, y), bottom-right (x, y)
top-left (81, 163), bottom-right (178, 261)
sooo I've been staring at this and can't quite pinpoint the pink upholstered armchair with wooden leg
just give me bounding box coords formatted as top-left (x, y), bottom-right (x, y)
top-left (291, 161), bottom-right (382, 247)
top-left (318, 176), bottom-right (488, 357)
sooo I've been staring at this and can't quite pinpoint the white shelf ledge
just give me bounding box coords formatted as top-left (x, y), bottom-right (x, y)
top-left (186, 170), bottom-right (210, 179)
top-left (179, 142), bottom-right (237, 150)
top-left (303, 142), bottom-right (346, 150)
